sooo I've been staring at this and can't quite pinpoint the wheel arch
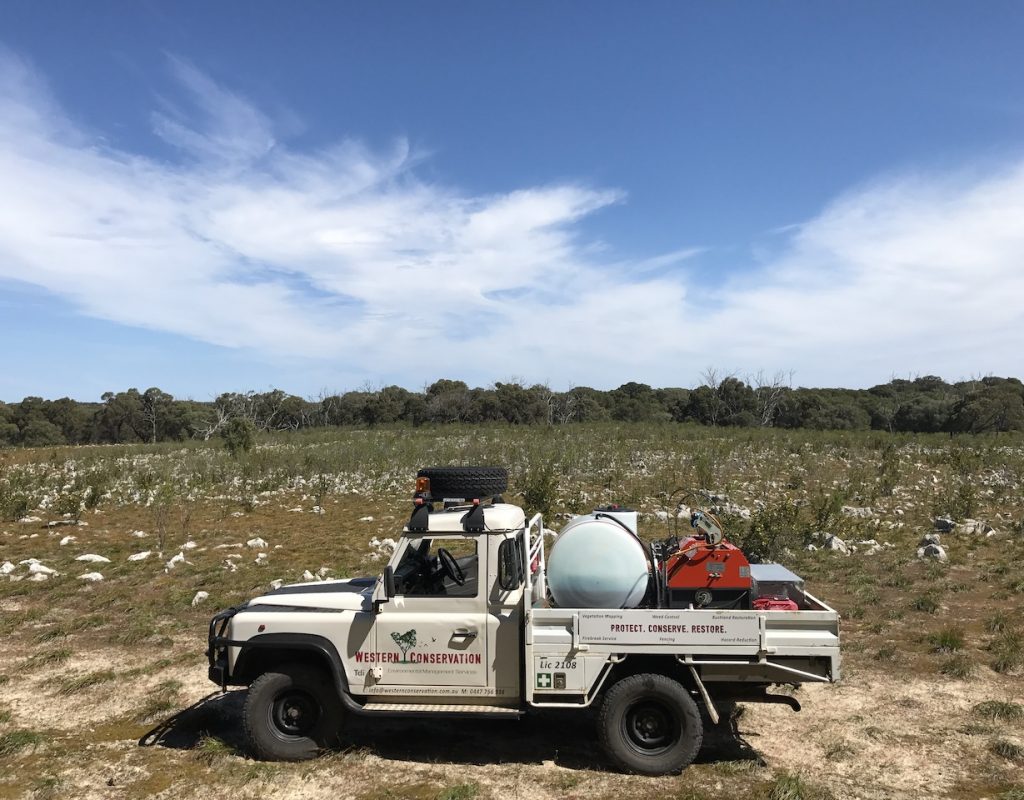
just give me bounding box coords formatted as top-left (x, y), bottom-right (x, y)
top-left (232, 633), bottom-right (350, 697)
top-left (602, 654), bottom-right (694, 693)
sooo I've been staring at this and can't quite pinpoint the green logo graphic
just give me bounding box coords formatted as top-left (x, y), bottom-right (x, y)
top-left (391, 629), bottom-right (417, 662)
top-left (536, 672), bottom-right (552, 689)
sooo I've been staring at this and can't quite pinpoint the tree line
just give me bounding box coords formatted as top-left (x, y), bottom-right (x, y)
top-left (1, 374), bottom-right (1022, 448)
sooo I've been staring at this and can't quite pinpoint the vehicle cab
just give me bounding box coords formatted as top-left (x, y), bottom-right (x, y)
top-left (357, 501), bottom-right (527, 701)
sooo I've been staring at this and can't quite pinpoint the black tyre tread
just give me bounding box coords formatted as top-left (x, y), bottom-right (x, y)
top-left (242, 663), bottom-right (343, 762)
top-left (417, 466), bottom-right (508, 498)
top-left (597, 673), bottom-right (703, 775)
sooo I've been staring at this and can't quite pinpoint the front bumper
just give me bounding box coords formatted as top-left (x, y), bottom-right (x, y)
top-left (206, 606), bottom-right (240, 689)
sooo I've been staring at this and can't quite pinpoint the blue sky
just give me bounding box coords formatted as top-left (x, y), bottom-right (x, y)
top-left (1, 2), bottom-right (1023, 401)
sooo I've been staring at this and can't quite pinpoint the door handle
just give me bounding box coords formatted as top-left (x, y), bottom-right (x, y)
top-left (452, 628), bottom-right (478, 639)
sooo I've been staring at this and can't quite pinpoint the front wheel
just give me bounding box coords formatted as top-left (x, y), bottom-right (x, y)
top-left (242, 663), bottom-right (344, 761)
top-left (597, 673), bottom-right (703, 775)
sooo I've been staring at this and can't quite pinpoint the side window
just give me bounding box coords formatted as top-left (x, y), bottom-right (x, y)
top-left (497, 534), bottom-right (524, 590)
top-left (394, 537), bottom-right (480, 598)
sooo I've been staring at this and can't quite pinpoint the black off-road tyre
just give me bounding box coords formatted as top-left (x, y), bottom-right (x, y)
top-left (417, 466), bottom-right (508, 499)
top-left (597, 673), bottom-right (703, 775)
top-left (242, 663), bottom-right (344, 761)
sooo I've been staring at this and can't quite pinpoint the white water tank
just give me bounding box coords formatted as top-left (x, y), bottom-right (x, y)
top-left (546, 511), bottom-right (650, 608)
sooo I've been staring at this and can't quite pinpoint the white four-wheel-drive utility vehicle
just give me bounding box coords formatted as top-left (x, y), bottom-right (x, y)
top-left (207, 467), bottom-right (840, 775)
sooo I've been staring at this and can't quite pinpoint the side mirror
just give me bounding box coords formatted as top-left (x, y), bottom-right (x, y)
top-left (497, 538), bottom-right (524, 591)
top-left (383, 565), bottom-right (396, 599)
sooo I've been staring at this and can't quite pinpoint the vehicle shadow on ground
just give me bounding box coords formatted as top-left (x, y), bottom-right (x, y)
top-left (141, 692), bottom-right (763, 772)
top-left (139, 691), bottom-right (248, 752)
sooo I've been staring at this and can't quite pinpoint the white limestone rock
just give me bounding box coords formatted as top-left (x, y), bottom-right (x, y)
top-left (822, 534), bottom-right (850, 555)
top-left (75, 554), bottom-right (111, 563)
top-left (917, 543), bottom-right (948, 562)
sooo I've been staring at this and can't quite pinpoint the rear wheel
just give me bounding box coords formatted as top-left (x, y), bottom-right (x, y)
top-left (597, 673), bottom-right (703, 775)
top-left (242, 663), bottom-right (344, 761)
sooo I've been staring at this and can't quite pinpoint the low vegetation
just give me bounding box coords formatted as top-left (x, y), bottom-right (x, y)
top-left (939, 653), bottom-right (976, 679)
top-left (0, 729), bottom-right (47, 757)
top-left (0, 421), bottom-right (1022, 799)
top-left (53, 669), bottom-right (117, 696)
top-left (762, 772), bottom-right (833, 800)
top-left (928, 625), bottom-right (966, 653)
top-left (973, 701), bottom-right (1024, 723)
top-left (990, 738), bottom-right (1024, 764)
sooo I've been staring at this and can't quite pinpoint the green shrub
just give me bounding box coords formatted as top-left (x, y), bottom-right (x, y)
top-left (0, 478), bottom-right (33, 521)
top-left (221, 417), bottom-right (256, 457)
top-left (941, 481), bottom-right (978, 520)
top-left (518, 461), bottom-right (559, 518)
top-left (52, 488), bottom-right (85, 521)
top-left (733, 500), bottom-right (804, 563)
top-left (877, 442), bottom-right (900, 496)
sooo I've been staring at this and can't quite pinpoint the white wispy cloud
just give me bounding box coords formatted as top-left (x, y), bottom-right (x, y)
top-left (0, 50), bottom-right (1022, 389)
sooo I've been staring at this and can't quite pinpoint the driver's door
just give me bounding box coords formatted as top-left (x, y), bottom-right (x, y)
top-left (373, 535), bottom-right (488, 688)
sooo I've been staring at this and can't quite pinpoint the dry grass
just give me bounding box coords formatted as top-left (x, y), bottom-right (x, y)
top-left (928, 625), bottom-right (966, 653)
top-left (0, 729), bottom-right (47, 757)
top-left (973, 701), bottom-right (1024, 723)
top-left (990, 738), bottom-right (1024, 763)
top-left (1, 424), bottom-right (1023, 800)
top-left (52, 669), bottom-right (117, 696)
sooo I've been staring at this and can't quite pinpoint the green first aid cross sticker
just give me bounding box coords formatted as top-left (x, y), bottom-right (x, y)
top-left (536, 672), bottom-right (552, 689)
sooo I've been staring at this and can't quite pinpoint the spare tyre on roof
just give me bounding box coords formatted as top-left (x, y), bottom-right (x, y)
top-left (417, 466), bottom-right (508, 500)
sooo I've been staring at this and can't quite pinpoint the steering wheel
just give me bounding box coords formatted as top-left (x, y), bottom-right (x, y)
top-left (436, 547), bottom-right (466, 586)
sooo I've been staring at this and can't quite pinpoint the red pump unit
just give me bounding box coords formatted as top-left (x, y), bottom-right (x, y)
top-left (664, 532), bottom-right (752, 609)
top-left (655, 512), bottom-right (753, 606)
top-left (663, 536), bottom-right (753, 606)
top-left (652, 510), bottom-right (805, 611)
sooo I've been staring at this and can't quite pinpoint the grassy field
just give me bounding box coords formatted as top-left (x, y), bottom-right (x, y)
top-left (1, 423), bottom-right (1022, 800)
